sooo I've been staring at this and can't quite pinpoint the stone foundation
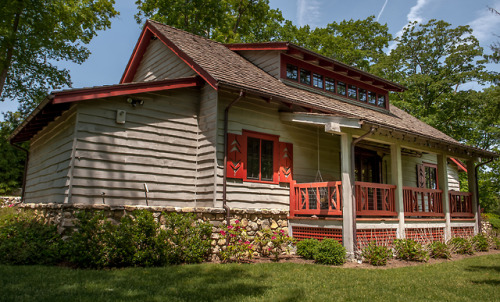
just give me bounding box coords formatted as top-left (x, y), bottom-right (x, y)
top-left (16, 203), bottom-right (289, 259)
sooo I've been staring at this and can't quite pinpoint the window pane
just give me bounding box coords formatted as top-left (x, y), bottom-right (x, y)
top-left (359, 88), bottom-right (367, 102)
top-left (300, 69), bottom-right (311, 85)
top-left (348, 85), bottom-right (357, 99)
top-left (247, 137), bottom-right (260, 180)
top-left (337, 81), bottom-right (346, 95)
top-left (325, 77), bottom-right (335, 92)
top-left (377, 95), bottom-right (386, 107)
top-left (261, 139), bottom-right (274, 181)
top-left (425, 166), bottom-right (437, 189)
top-left (313, 73), bottom-right (323, 89)
top-left (368, 91), bottom-right (377, 105)
top-left (286, 64), bottom-right (298, 81)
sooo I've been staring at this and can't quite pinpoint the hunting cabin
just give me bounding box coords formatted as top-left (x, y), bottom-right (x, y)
top-left (9, 20), bottom-right (497, 255)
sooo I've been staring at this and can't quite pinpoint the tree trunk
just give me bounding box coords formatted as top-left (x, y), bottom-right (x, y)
top-left (0, 9), bottom-right (22, 97)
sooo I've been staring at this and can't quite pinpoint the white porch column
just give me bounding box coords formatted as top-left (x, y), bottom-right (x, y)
top-left (340, 133), bottom-right (355, 258)
top-left (390, 143), bottom-right (405, 238)
top-left (437, 153), bottom-right (451, 241)
top-left (466, 159), bottom-right (479, 234)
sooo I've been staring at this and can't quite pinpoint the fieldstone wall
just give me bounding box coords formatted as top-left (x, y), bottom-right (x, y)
top-left (16, 203), bottom-right (289, 259)
top-left (0, 196), bottom-right (21, 207)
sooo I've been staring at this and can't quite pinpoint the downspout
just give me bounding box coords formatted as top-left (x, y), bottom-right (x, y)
top-left (474, 158), bottom-right (494, 233)
top-left (350, 126), bottom-right (376, 254)
top-left (10, 142), bottom-right (29, 203)
top-left (222, 90), bottom-right (244, 225)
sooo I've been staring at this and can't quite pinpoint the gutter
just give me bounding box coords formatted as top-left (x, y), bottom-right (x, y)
top-left (475, 158), bottom-right (495, 233)
top-left (222, 90), bottom-right (244, 225)
top-left (9, 143), bottom-right (29, 202)
top-left (350, 127), bottom-right (376, 255)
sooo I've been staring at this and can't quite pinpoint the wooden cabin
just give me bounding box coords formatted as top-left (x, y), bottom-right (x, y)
top-left (9, 20), bottom-right (497, 256)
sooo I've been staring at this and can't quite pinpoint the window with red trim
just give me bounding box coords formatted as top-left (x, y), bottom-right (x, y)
top-left (417, 163), bottom-right (438, 189)
top-left (226, 130), bottom-right (293, 184)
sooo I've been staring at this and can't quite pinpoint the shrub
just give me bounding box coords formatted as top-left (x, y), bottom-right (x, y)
top-left (296, 238), bottom-right (319, 260)
top-left (492, 237), bottom-right (500, 250)
top-left (394, 239), bottom-right (429, 262)
top-left (428, 241), bottom-right (450, 259)
top-left (483, 213), bottom-right (500, 231)
top-left (448, 237), bottom-right (474, 255)
top-left (361, 241), bottom-right (392, 266)
top-left (472, 234), bottom-right (489, 252)
top-left (0, 208), bottom-right (63, 265)
top-left (313, 239), bottom-right (346, 265)
top-left (162, 212), bottom-right (212, 264)
top-left (219, 220), bottom-right (254, 263)
top-left (255, 229), bottom-right (295, 260)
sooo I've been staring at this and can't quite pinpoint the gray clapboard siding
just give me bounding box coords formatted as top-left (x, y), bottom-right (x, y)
top-left (133, 39), bottom-right (196, 82)
top-left (216, 93), bottom-right (341, 210)
top-left (401, 153), bottom-right (461, 190)
top-left (237, 50), bottom-right (281, 79)
top-left (24, 108), bottom-right (76, 203)
top-left (195, 85), bottom-right (218, 206)
top-left (70, 90), bottom-right (201, 205)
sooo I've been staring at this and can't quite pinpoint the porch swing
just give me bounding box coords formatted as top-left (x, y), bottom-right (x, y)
top-left (307, 127), bottom-right (329, 210)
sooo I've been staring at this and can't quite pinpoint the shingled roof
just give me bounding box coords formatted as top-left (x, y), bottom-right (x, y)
top-left (126, 20), bottom-right (495, 158)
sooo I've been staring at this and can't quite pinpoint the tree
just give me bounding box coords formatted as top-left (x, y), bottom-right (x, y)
top-left (134, 0), bottom-right (284, 43)
top-left (0, 111), bottom-right (27, 195)
top-left (279, 16), bottom-right (392, 71)
top-left (487, 6), bottom-right (500, 64)
top-left (0, 0), bottom-right (118, 114)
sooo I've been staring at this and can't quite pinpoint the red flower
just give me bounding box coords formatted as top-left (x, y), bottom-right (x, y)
top-left (235, 219), bottom-right (240, 224)
top-left (271, 236), bottom-right (276, 240)
top-left (220, 230), bottom-right (226, 236)
top-left (228, 225), bottom-right (234, 229)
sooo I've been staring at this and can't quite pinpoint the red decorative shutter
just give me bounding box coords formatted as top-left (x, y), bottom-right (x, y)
top-left (279, 142), bottom-right (293, 183)
top-left (416, 164), bottom-right (425, 188)
top-left (227, 133), bottom-right (246, 179)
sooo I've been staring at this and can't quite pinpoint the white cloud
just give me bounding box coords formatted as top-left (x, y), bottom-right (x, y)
top-left (407, 0), bottom-right (429, 23)
top-left (376, 0), bottom-right (389, 22)
top-left (297, 0), bottom-right (321, 27)
top-left (388, 0), bottom-right (431, 51)
top-left (468, 2), bottom-right (500, 43)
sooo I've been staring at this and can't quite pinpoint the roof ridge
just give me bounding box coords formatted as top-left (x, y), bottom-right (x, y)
top-left (147, 19), bottom-right (225, 46)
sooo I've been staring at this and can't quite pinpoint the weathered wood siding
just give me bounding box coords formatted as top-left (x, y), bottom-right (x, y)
top-left (400, 153), bottom-right (460, 190)
top-left (70, 89), bottom-right (201, 206)
top-left (24, 108), bottom-right (77, 203)
top-left (132, 39), bottom-right (196, 82)
top-left (236, 50), bottom-right (281, 79)
top-left (196, 85), bottom-right (218, 206)
top-left (216, 93), bottom-right (341, 210)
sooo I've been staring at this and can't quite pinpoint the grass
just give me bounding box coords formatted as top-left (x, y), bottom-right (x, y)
top-left (1, 254), bottom-right (499, 302)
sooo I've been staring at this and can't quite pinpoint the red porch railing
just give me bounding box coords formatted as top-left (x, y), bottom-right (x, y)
top-left (289, 181), bottom-right (342, 217)
top-left (449, 191), bottom-right (474, 218)
top-left (355, 182), bottom-right (397, 217)
top-left (403, 187), bottom-right (444, 217)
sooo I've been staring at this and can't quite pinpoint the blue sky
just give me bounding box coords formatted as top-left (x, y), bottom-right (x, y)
top-left (1, 0), bottom-right (500, 116)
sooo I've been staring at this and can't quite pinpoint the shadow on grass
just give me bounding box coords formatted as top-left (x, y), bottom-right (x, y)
top-left (471, 279), bottom-right (500, 286)
top-left (465, 265), bottom-right (500, 273)
top-left (1, 264), bottom-right (276, 302)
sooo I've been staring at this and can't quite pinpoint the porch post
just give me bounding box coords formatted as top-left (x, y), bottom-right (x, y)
top-left (466, 159), bottom-right (479, 234)
top-left (340, 133), bottom-right (355, 258)
top-left (437, 153), bottom-right (451, 241)
top-left (390, 143), bottom-right (405, 238)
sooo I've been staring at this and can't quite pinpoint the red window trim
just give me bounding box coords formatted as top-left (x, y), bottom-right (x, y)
top-left (243, 130), bottom-right (280, 184)
top-left (280, 54), bottom-right (389, 110)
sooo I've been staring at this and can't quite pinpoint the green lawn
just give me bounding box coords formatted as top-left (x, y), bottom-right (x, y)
top-left (1, 254), bottom-right (499, 302)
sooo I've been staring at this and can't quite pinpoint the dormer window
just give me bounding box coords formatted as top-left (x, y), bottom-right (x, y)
top-left (286, 64), bottom-right (298, 81)
top-left (300, 68), bottom-right (311, 85)
top-left (337, 81), bottom-right (346, 96)
top-left (378, 95), bottom-right (386, 108)
top-left (325, 77), bottom-right (335, 92)
top-left (359, 88), bottom-right (367, 102)
top-left (348, 84), bottom-right (357, 100)
top-left (368, 91), bottom-right (377, 105)
top-left (313, 73), bottom-right (323, 89)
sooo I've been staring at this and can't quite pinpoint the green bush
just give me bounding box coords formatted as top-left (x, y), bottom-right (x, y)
top-left (483, 213), bottom-right (500, 231)
top-left (162, 212), bottom-right (212, 264)
top-left (492, 237), bottom-right (500, 250)
top-left (255, 229), bottom-right (295, 261)
top-left (428, 241), bottom-right (450, 259)
top-left (448, 237), bottom-right (474, 255)
top-left (394, 239), bottom-right (429, 262)
top-left (361, 241), bottom-right (393, 266)
top-left (313, 239), bottom-right (346, 265)
top-left (0, 208), bottom-right (63, 265)
top-left (296, 238), bottom-right (319, 260)
top-left (219, 220), bottom-right (254, 263)
top-left (472, 234), bottom-right (489, 252)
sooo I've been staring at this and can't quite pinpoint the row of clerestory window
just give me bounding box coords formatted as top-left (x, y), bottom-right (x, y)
top-left (286, 64), bottom-right (387, 108)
